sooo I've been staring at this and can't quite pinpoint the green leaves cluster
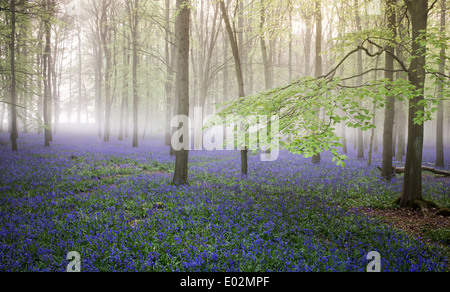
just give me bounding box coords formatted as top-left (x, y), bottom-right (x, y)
top-left (211, 74), bottom-right (430, 167)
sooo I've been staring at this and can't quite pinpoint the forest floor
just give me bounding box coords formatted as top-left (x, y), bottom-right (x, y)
top-left (360, 206), bottom-right (450, 271)
top-left (0, 133), bottom-right (449, 272)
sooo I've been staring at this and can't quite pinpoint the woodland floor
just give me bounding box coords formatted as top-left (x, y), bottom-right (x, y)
top-left (0, 133), bottom-right (449, 272)
top-left (360, 203), bottom-right (450, 271)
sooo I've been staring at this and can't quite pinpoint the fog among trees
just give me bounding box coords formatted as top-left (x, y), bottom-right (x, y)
top-left (1, 0), bottom-right (450, 274)
top-left (1, 0), bottom-right (449, 206)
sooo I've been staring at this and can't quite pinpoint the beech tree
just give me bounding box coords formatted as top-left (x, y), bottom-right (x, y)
top-left (380, 0), bottom-right (397, 179)
top-left (436, 0), bottom-right (446, 168)
top-left (219, 0), bottom-right (248, 175)
top-left (172, 0), bottom-right (190, 185)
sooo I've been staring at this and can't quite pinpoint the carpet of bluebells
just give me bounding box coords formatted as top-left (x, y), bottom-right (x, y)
top-left (0, 133), bottom-right (448, 272)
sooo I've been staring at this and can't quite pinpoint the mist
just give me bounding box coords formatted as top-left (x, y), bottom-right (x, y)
top-left (0, 0), bottom-right (449, 274)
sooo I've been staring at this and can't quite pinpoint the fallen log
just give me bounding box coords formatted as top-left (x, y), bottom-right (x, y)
top-left (377, 166), bottom-right (450, 177)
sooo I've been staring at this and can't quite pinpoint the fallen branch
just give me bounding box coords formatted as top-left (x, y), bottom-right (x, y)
top-left (378, 166), bottom-right (450, 177)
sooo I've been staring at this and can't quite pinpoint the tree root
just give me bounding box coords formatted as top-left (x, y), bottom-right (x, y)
top-left (437, 208), bottom-right (450, 217)
top-left (393, 198), bottom-right (450, 217)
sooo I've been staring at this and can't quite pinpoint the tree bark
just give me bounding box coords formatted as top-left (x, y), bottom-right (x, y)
top-left (355, 0), bottom-right (364, 160)
top-left (173, 0), bottom-right (190, 185)
top-left (9, 0), bottom-right (18, 151)
top-left (0, 103), bottom-right (4, 133)
top-left (381, 0), bottom-right (397, 179)
top-left (400, 0), bottom-right (429, 207)
top-left (260, 0), bottom-right (273, 90)
top-left (119, 27), bottom-right (129, 142)
top-left (77, 20), bottom-right (82, 125)
top-left (312, 0), bottom-right (322, 164)
top-left (220, 0), bottom-right (248, 175)
top-left (436, 0), bottom-right (445, 168)
top-left (100, 0), bottom-right (113, 143)
top-left (43, 0), bottom-right (53, 147)
top-left (127, 0), bottom-right (139, 148)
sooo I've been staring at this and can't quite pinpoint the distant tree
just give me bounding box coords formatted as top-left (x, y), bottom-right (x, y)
top-left (126, 0), bottom-right (140, 148)
top-left (97, 0), bottom-right (114, 143)
top-left (219, 0), bottom-right (248, 175)
top-left (9, 0), bottom-right (19, 151)
top-left (354, 0), bottom-right (365, 160)
top-left (311, 0), bottom-right (322, 164)
top-left (43, 0), bottom-right (54, 147)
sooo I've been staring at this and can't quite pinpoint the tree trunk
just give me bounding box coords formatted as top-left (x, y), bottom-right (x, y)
top-left (93, 21), bottom-right (103, 139)
top-left (436, 0), bottom-right (445, 168)
top-left (173, 0), bottom-right (190, 185)
top-left (304, 26), bottom-right (312, 77)
top-left (395, 99), bottom-right (406, 160)
top-left (260, 0), bottom-right (273, 90)
top-left (0, 103), bottom-right (4, 133)
top-left (312, 0), bottom-right (322, 164)
top-left (355, 0), bottom-right (364, 160)
top-left (400, 0), bottom-right (428, 207)
top-left (165, 0), bottom-right (176, 149)
top-left (43, 0), bottom-right (53, 147)
top-left (128, 0), bottom-right (139, 148)
top-left (119, 28), bottom-right (129, 142)
top-left (100, 1), bottom-right (113, 143)
top-left (36, 37), bottom-right (43, 135)
top-left (381, 0), bottom-right (397, 179)
top-left (220, 0), bottom-right (248, 175)
top-left (77, 21), bottom-right (82, 125)
top-left (9, 0), bottom-right (18, 151)
top-left (288, 1), bottom-right (293, 82)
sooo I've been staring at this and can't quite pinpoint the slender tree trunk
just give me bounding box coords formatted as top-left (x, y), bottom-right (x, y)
top-left (128, 0), bottom-right (139, 148)
top-left (312, 0), bottom-right (322, 164)
top-left (260, 0), bottom-right (273, 90)
top-left (355, 0), bottom-right (364, 160)
top-left (342, 122), bottom-right (348, 154)
top-left (304, 25), bottom-right (312, 77)
top-left (0, 103), bottom-right (4, 133)
top-left (52, 39), bottom-right (59, 134)
top-left (288, 1), bottom-right (293, 82)
top-left (223, 32), bottom-right (229, 103)
top-left (9, 0), bottom-right (18, 151)
top-left (436, 0), bottom-right (445, 167)
top-left (381, 0), bottom-right (397, 179)
top-left (43, 0), bottom-right (52, 147)
top-left (100, 2), bottom-right (112, 143)
top-left (396, 99), bottom-right (406, 160)
top-left (93, 23), bottom-right (103, 139)
top-left (173, 0), bottom-right (190, 185)
top-left (77, 21), bottom-right (82, 124)
top-left (119, 28), bottom-right (129, 142)
top-left (368, 56), bottom-right (381, 166)
top-left (165, 0), bottom-right (176, 150)
top-left (37, 37), bottom-right (43, 135)
top-left (395, 34), bottom-right (407, 161)
top-left (220, 0), bottom-right (248, 175)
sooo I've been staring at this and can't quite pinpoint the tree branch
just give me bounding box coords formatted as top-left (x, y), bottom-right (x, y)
top-left (0, 100), bottom-right (26, 109)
